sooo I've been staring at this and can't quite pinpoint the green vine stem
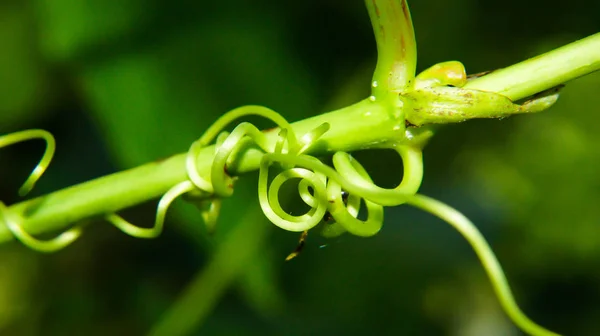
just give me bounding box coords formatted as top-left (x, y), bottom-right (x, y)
top-left (464, 32), bottom-right (600, 101)
top-left (1, 0), bottom-right (599, 334)
top-left (367, 0), bottom-right (417, 94)
top-left (0, 99), bottom-right (432, 244)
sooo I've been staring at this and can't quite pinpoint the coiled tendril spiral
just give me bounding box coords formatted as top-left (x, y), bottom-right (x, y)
top-left (0, 105), bottom-right (560, 336)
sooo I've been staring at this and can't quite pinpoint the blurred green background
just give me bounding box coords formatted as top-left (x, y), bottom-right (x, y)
top-left (1, 0), bottom-right (599, 335)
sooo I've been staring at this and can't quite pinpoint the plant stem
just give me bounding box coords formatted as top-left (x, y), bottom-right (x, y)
top-left (367, 0), bottom-right (417, 95)
top-left (465, 32), bottom-right (600, 101)
top-left (0, 99), bottom-right (408, 244)
top-left (1, 35), bottom-right (600, 246)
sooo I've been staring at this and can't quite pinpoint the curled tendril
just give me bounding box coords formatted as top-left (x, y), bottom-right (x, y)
top-left (0, 129), bottom-right (55, 196)
top-left (106, 105), bottom-right (324, 241)
top-left (186, 105), bottom-right (299, 195)
top-left (106, 181), bottom-right (196, 238)
top-left (260, 166), bottom-right (329, 232)
top-left (258, 145), bottom-right (422, 235)
top-left (0, 130), bottom-right (82, 252)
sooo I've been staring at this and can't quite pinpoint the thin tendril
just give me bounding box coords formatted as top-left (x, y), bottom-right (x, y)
top-left (0, 130), bottom-right (82, 252)
top-left (108, 105), bottom-right (326, 238)
top-left (0, 129), bottom-right (55, 196)
top-left (261, 148), bottom-right (421, 207)
top-left (259, 167), bottom-right (329, 232)
top-left (407, 194), bottom-right (560, 336)
top-left (186, 105), bottom-right (298, 194)
top-left (0, 202), bottom-right (82, 252)
top-left (332, 145), bottom-right (423, 205)
top-left (106, 181), bottom-right (195, 238)
top-left (325, 160), bottom-right (383, 236)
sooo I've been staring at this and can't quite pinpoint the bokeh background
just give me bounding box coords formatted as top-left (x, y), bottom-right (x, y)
top-left (1, 0), bottom-right (599, 335)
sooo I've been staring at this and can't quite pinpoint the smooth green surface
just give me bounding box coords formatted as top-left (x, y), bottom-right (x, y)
top-left (464, 33), bottom-right (600, 101)
top-left (367, 0), bottom-right (416, 93)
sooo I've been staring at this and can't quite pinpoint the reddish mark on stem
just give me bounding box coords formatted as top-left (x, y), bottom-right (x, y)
top-left (400, 1), bottom-right (412, 53)
top-left (371, 0), bottom-right (381, 17)
top-left (400, 35), bottom-right (406, 54)
top-left (223, 164), bottom-right (230, 177)
top-left (401, 0), bottom-right (409, 19)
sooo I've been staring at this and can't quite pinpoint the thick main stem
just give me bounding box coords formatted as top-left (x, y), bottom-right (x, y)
top-left (367, 0), bottom-right (417, 95)
top-left (465, 32), bottom-right (600, 100)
